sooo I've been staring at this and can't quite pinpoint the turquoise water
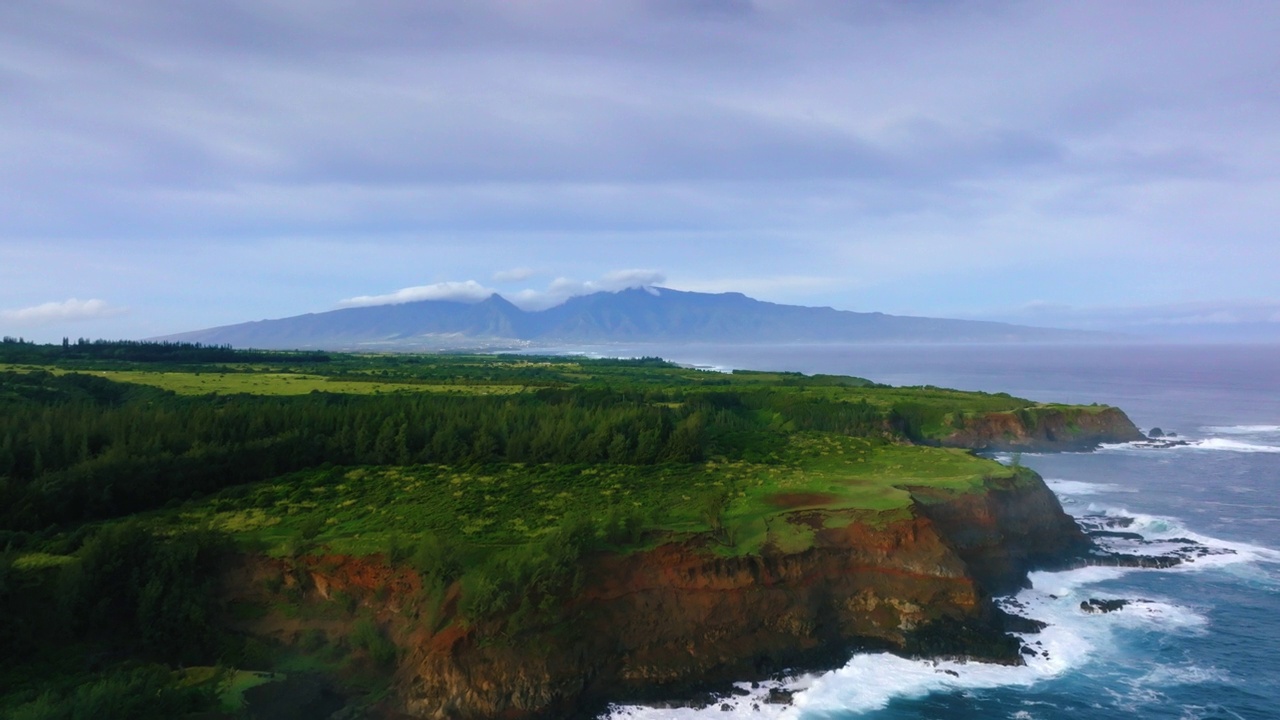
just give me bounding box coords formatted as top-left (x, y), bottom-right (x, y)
top-left (598, 344), bottom-right (1280, 720)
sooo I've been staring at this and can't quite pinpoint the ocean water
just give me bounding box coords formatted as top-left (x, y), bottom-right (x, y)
top-left (590, 343), bottom-right (1280, 720)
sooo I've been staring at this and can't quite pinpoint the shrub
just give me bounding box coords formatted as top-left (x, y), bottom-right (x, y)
top-left (411, 532), bottom-right (462, 593)
top-left (6, 664), bottom-right (218, 720)
top-left (351, 617), bottom-right (396, 667)
top-left (459, 522), bottom-right (586, 632)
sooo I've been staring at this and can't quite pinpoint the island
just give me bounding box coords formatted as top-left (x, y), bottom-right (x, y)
top-left (0, 340), bottom-right (1145, 719)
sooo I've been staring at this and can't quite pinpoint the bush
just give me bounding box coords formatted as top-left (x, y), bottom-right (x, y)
top-left (411, 532), bottom-right (462, 593)
top-left (7, 664), bottom-right (218, 720)
top-left (63, 522), bottom-right (232, 665)
top-left (459, 523), bottom-right (586, 632)
top-left (351, 617), bottom-right (396, 667)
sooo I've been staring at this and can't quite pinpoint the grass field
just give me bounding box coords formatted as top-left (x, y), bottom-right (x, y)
top-left (0, 364), bottom-right (530, 396)
top-left (132, 432), bottom-right (1013, 561)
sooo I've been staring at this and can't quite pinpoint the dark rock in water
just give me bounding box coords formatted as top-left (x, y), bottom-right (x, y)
top-left (1128, 438), bottom-right (1190, 449)
top-left (1078, 553), bottom-right (1182, 569)
top-left (1167, 431), bottom-right (1178, 437)
top-left (647, 692), bottom-right (720, 709)
top-left (999, 610), bottom-right (1048, 634)
top-left (1148, 427), bottom-right (1164, 438)
top-left (731, 686), bottom-right (751, 696)
top-left (1080, 598), bottom-right (1130, 614)
top-left (766, 689), bottom-right (794, 705)
top-left (940, 669), bottom-right (960, 677)
top-left (903, 614), bottom-right (1025, 663)
top-left (1089, 530), bottom-right (1146, 541)
top-left (1090, 515), bottom-right (1136, 529)
top-left (720, 703), bottom-right (732, 711)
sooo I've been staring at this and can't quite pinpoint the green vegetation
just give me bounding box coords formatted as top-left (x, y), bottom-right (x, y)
top-left (0, 340), bottom-right (1109, 715)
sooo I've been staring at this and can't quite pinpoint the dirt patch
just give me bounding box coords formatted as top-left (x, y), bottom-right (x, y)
top-left (785, 511), bottom-right (826, 530)
top-left (767, 492), bottom-right (839, 509)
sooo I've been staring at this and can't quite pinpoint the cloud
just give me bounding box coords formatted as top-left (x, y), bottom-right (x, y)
top-left (2, 2), bottom-right (1278, 339)
top-left (337, 280), bottom-right (495, 308)
top-left (338, 270), bottom-right (667, 312)
top-left (517, 269), bottom-right (666, 309)
top-left (493, 267), bottom-right (539, 283)
top-left (1, 298), bottom-right (125, 325)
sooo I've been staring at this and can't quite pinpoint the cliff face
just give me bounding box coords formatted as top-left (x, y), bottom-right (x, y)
top-left (906, 472), bottom-right (1089, 595)
top-left (402, 517), bottom-right (981, 719)
top-left (230, 473), bottom-right (1086, 719)
top-left (939, 406), bottom-right (1144, 452)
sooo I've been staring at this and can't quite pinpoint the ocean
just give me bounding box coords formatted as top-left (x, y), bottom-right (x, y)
top-left (579, 343), bottom-right (1280, 720)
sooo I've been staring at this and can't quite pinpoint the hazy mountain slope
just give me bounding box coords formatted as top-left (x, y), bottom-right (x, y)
top-left (161, 295), bottom-right (527, 348)
top-left (159, 287), bottom-right (1102, 349)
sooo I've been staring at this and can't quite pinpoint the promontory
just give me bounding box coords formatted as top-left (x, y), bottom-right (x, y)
top-left (0, 342), bottom-right (1145, 719)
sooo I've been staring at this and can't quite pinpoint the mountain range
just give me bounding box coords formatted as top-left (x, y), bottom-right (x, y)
top-left (159, 287), bottom-right (1105, 350)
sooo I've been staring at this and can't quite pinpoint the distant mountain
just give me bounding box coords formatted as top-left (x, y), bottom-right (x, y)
top-left (157, 287), bottom-right (1107, 350)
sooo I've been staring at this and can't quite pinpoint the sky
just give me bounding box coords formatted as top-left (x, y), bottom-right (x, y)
top-left (2, 0), bottom-right (1278, 343)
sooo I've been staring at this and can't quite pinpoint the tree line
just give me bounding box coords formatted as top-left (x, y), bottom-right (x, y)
top-left (0, 370), bottom-right (918, 537)
top-left (0, 338), bottom-right (329, 364)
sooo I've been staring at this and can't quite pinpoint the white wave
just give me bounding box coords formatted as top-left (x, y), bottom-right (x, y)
top-left (1079, 506), bottom-right (1280, 569)
top-left (1135, 663), bottom-right (1232, 687)
top-left (1193, 438), bottom-right (1280, 453)
top-left (606, 679), bottom-right (804, 720)
top-left (1098, 438), bottom-right (1280, 454)
top-left (1045, 478), bottom-right (1131, 496)
top-left (1203, 424), bottom-right (1280, 435)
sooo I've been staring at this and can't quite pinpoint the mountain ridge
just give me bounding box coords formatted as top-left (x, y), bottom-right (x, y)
top-left (157, 287), bottom-right (1109, 349)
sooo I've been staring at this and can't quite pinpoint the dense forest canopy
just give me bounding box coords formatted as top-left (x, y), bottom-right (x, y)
top-left (0, 342), bottom-right (1039, 538)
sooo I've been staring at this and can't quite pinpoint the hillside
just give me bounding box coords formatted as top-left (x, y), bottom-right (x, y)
top-left (158, 287), bottom-right (1105, 350)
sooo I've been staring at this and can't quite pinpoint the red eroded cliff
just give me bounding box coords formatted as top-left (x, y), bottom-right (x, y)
top-left (228, 472), bottom-right (1085, 719)
top-left (940, 406), bottom-right (1144, 452)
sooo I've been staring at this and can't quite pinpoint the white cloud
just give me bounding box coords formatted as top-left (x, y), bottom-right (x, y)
top-left (513, 269), bottom-right (667, 310)
top-left (337, 280), bottom-right (495, 308)
top-left (493, 267), bottom-right (539, 283)
top-left (0, 298), bottom-right (125, 325)
top-left (337, 270), bottom-right (667, 312)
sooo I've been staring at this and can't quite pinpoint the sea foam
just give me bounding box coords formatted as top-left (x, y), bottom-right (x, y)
top-left (1099, 439), bottom-right (1280, 454)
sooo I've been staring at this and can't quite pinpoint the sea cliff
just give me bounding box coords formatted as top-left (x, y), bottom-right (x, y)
top-left (216, 402), bottom-right (1145, 719)
top-left (231, 471), bottom-right (1089, 719)
top-left (938, 405), bottom-right (1145, 452)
